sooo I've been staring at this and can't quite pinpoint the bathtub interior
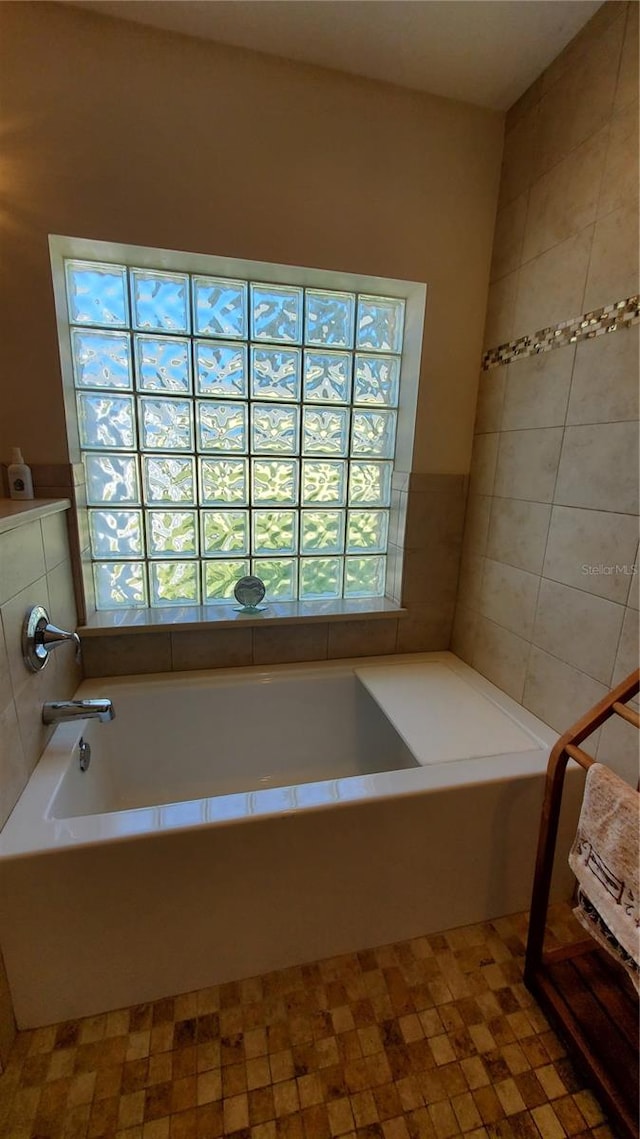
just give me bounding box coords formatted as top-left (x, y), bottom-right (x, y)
top-left (50, 670), bottom-right (419, 817)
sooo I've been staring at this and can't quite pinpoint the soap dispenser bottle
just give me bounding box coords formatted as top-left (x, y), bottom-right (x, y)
top-left (7, 448), bottom-right (34, 500)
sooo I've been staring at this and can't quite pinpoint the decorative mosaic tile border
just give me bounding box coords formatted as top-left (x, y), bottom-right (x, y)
top-left (482, 294), bottom-right (640, 372)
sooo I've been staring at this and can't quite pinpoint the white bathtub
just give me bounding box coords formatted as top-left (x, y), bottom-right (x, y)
top-left (0, 652), bottom-right (583, 1028)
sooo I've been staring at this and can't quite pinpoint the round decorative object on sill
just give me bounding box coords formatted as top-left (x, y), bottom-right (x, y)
top-left (233, 575), bottom-right (267, 613)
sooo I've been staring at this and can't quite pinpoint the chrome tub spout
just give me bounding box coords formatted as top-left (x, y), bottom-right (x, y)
top-left (42, 699), bottom-right (115, 725)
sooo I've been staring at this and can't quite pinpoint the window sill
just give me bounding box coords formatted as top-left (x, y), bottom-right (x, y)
top-left (79, 597), bottom-right (406, 637)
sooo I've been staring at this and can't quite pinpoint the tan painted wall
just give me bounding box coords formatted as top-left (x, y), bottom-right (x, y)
top-left (0, 2), bottom-right (502, 474)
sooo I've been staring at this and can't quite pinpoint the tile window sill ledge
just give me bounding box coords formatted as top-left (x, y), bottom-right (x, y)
top-left (0, 497), bottom-right (71, 535)
top-left (79, 597), bottom-right (406, 637)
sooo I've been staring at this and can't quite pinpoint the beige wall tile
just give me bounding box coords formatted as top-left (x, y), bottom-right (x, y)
top-left (13, 662), bottom-right (60, 778)
top-left (598, 98), bottom-right (639, 218)
top-left (479, 558), bottom-right (540, 639)
top-left (327, 619), bottom-right (397, 659)
top-left (0, 613), bottom-right (12, 715)
top-left (543, 505), bottom-right (639, 603)
top-left (501, 346), bottom-right (574, 430)
top-left (41, 512), bottom-right (70, 572)
top-left (81, 632), bottom-right (172, 677)
top-left (566, 324), bottom-right (639, 425)
top-left (468, 433), bottom-right (499, 497)
top-left (490, 194), bottom-right (527, 283)
top-left (498, 106), bottom-right (539, 209)
top-left (596, 713), bottom-right (639, 785)
top-left (47, 558), bottom-right (79, 638)
top-left (627, 542), bottom-right (639, 609)
top-left (385, 542), bottom-right (403, 605)
top-left (401, 545), bottom-right (459, 610)
top-left (404, 490), bottom-right (466, 554)
top-left (541, 1), bottom-right (626, 95)
top-left (395, 605), bottom-right (451, 653)
top-left (532, 578), bottom-right (625, 683)
top-left (1, 575), bottom-right (51, 694)
top-left (612, 605), bottom-right (639, 687)
top-left (486, 499), bottom-right (551, 575)
top-left (535, 15), bottom-right (624, 177)
top-left (171, 628), bottom-right (253, 671)
top-left (493, 428), bottom-right (563, 503)
top-left (456, 552), bottom-right (485, 611)
top-left (555, 421), bottom-right (639, 513)
top-left (583, 203), bottom-right (640, 312)
top-left (0, 521), bottom-right (45, 607)
top-left (471, 617), bottom-right (530, 702)
top-left (523, 645), bottom-right (608, 732)
top-left (614, 0), bottom-right (639, 111)
top-left (522, 128), bottom-right (607, 263)
top-left (0, 701), bottom-right (28, 830)
top-left (474, 366), bottom-right (507, 434)
top-left (252, 623), bottom-right (328, 666)
top-left (513, 227), bottom-right (593, 340)
top-left (450, 605), bottom-right (478, 665)
top-left (462, 495), bottom-right (491, 557)
top-left (483, 272), bottom-right (519, 349)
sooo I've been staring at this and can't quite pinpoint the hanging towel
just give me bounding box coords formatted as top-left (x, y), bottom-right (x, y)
top-left (568, 762), bottom-right (640, 993)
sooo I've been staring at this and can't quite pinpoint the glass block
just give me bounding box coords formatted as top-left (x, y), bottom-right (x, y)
top-left (251, 284), bottom-right (303, 344)
top-left (354, 353), bottom-right (400, 407)
top-left (71, 329), bottom-right (132, 390)
top-left (302, 408), bottom-right (350, 456)
top-left (142, 456), bottom-right (195, 505)
top-left (65, 260), bottom-right (128, 327)
top-left (134, 335), bottom-right (191, 393)
top-left (301, 460), bottom-right (347, 506)
top-left (300, 510), bottom-right (345, 555)
top-left (252, 558), bottom-right (297, 601)
top-left (299, 557), bottom-right (343, 600)
top-left (149, 561), bottom-right (199, 605)
top-left (203, 559), bottom-right (250, 602)
top-left (344, 555), bottom-right (386, 597)
top-left (251, 404), bottom-right (299, 455)
top-left (193, 277), bottom-right (248, 339)
top-left (346, 509), bottom-right (388, 554)
top-left (356, 295), bottom-right (405, 353)
top-left (147, 510), bottom-right (198, 557)
top-left (84, 453), bottom-right (140, 505)
top-left (89, 510), bottom-right (143, 559)
top-left (94, 561), bottom-right (147, 609)
top-left (251, 459), bottom-right (298, 507)
top-left (197, 401), bottom-right (247, 453)
top-left (251, 347), bottom-right (301, 401)
top-left (140, 397), bottom-right (193, 452)
top-left (199, 458), bottom-right (248, 506)
top-left (131, 269), bottom-right (190, 333)
top-left (348, 460), bottom-right (392, 506)
top-left (195, 341), bottom-right (248, 398)
top-left (305, 289), bottom-right (355, 349)
top-left (78, 392), bottom-right (136, 450)
top-left (303, 350), bottom-right (351, 404)
top-left (201, 511), bottom-right (249, 557)
top-left (252, 510), bottom-right (297, 556)
top-left (351, 409), bottom-right (397, 458)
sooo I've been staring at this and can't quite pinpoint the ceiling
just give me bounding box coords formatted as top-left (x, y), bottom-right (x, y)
top-left (67, 0), bottom-right (602, 112)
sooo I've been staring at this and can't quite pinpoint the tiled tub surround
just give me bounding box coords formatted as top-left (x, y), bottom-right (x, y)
top-left (0, 652), bottom-right (586, 1030)
top-left (0, 498), bottom-right (82, 1067)
top-left (454, 0), bottom-right (639, 785)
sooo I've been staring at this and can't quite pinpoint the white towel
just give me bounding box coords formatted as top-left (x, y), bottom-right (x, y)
top-left (568, 762), bottom-right (640, 992)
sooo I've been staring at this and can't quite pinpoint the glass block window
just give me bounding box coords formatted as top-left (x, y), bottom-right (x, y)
top-left (64, 259), bottom-right (406, 608)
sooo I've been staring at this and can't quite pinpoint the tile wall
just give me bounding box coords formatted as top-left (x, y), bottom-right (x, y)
top-left (453, 0), bottom-right (639, 785)
top-left (0, 504), bottom-right (82, 1064)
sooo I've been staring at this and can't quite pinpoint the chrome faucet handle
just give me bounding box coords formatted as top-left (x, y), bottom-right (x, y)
top-left (22, 605), bottom-right (81, 672)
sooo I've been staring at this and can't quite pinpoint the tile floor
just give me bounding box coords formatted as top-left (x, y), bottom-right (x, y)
top-left (0, 905), bottom-right (614, 1139)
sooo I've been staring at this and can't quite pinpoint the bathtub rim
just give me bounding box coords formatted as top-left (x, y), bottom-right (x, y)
top-left (0, 651), bottom-right (558, 860)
